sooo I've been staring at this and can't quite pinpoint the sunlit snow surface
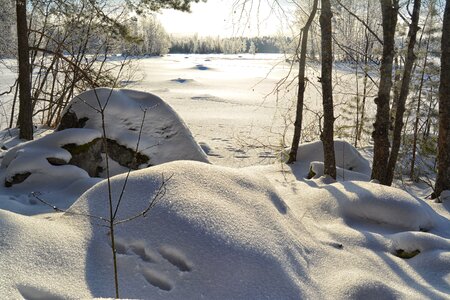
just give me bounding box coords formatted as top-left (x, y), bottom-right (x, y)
top-left (0, 55), bottom-right (449, 299)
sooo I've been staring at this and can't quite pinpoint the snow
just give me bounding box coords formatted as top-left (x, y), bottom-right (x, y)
top-left (62, 88), bottom-right (209, 166)
top-left (324, 181), bottom-right (435, 231)
top-left (0, 55), bottom-right (449, 299)
top-left (67, 161), bottom-right (313, 299)
top-left (0, 128), bottom-right (102, 214)
top-left (0, 209), bottom-right (93, 299)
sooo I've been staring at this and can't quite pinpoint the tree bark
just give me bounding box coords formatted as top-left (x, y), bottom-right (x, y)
top-left (320, 0), bottom-right (336, 179)
top-left (371, 0), bottom-right (399, 183)
top-left (385, 0), bottom-right (421, 185)
top-left (434, 0), bottom-right (450, 198)
top-left (287, 0), bottom-right (319, 163)
top-left (410, 30), bottom-right (431, 179)
top-left (16, 0), bottom-right (33, 140)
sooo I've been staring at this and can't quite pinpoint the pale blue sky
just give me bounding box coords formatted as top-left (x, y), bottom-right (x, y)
top-left (157, 0), bottom-right (295, 37)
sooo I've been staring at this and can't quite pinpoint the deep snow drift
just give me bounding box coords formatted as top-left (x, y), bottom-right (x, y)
top-left (0, 137), bottom-right (449, 298)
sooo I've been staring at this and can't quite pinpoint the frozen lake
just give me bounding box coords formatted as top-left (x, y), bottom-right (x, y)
top-left (0, 53), bottom-right (371, 167)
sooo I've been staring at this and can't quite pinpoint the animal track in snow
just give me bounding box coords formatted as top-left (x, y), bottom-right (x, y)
top-left (112, 237), bottom-right (193, 291)
top-left (141, 267), bottom-right (173, 291)
top-left (17, 285), bottom-right (64, 300)
top-left (129, 242), bottom-right (155, 263)
top-left (158, 245), bottom-right (193, 272)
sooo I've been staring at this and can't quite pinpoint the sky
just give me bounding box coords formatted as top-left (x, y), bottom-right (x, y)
top-left (157, 0), bottom-right (296, 37)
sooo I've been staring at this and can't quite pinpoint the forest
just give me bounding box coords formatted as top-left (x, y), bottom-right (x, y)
top-left (0, 0), bottom-right (449, 298)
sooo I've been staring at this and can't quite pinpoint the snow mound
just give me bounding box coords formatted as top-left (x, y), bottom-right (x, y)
top-left (69, 160), bottom-right (315, 299)
top-left (0, 209), bottom-right (92, 298)
top-left (59, 88), bottom-right (208, 166)
top-left (297, 140), bottom-right (371, 176)
top-left (0, 129), bottom-right (102, 214)
top-left (389, 231), bottom-right (450, 253)
top-left (1, 128), bottom-right (100, 188)
top-left (309, 161), bottom-right (370, 181)
top-left (325, 181), bottom-right (435, 231)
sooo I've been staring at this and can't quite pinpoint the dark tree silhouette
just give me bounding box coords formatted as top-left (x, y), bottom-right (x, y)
top-left (16, 0), bottom-right (33, 140)
top-left (371, 0), bottom-right (399, 183)
top-left (320, 0), bottom-right (336, 179)
top-left (434, 0), bottom-right (450, 198)
top-left (287, 0), bottom-right (319, 164)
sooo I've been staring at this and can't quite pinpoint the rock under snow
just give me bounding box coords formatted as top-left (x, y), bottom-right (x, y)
top-left (1, 128), bottom-right (101, 187)
top-left (289, 140), bottom-right (372, 181)
top-left (57, 88), bottom-right (209, 169)
top-left (0, 129), bottom-right (102, 214)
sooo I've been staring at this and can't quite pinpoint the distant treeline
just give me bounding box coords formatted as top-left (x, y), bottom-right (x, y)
top-left (169, 36), bottom-right (287, 54)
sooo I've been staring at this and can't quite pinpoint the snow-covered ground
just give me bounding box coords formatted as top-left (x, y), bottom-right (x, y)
top-left (0, 54), bottom-right (448, 299)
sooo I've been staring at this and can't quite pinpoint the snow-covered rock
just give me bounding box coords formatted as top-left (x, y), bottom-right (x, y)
top-left (1, 128), bottom-right (101, 188)
top-left (298, 140), bottom-right (371, 176)
top-left (288, 140), bottom-right (372, 181)
top-left (57, 88), bottom-right (209, 168)
top-left (0, 129), bottom-right (102, 214)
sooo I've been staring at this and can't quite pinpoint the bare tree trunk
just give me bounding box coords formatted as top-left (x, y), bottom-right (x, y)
top-left (320, 0), bottom-right (336, 179)
top-left (371, 0), bottom-right (399, 183)
top-left (356, 2), bottom-right (372, 145)
top-left (287, 0), bottom-right (319, 163)
top-left (434, 0), bottom-right (450, 198)
top-left (355, 63), bottom-right (360, 148)
top-left (410, 32), bottom-right (431, 179)
top-left (16, 0), bottom-right (33, 140)
top-left (385, 0), bottom-right (421, 185)
top-left (391, 55), bottom-right (401, 131)
top-left (9, 82), bottom-right (19, 129)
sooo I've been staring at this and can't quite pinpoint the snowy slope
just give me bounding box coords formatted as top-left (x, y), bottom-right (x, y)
top-left (1, 151), bottom-right (448, 298)
top-left (68, 161), bottom-right (316, 299)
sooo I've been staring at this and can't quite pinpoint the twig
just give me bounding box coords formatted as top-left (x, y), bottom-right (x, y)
top-left (114, 174), bottom-right (173, 225)
top-left (31, 192), bottom-right (107, 223)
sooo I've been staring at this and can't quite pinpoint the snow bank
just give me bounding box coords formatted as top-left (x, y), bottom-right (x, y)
top-left (323, 181), bottom-right (435, 231)
top-left (69, 160), bottom-right (315, 299)
top-left (289, 140), bottom-right (372, 181)
top-left (1, 128), bottom-right (101, 188)
top-left (301, 140), bottom-right (371, 174)
top-left (59, 88), bottom-right (208, 166)
top-left (0, 158), bottom-right (448, 298)
top-left (0, 129), bottom-right (102, 214)
top-left (0, 209), bottom-right (93, 298)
